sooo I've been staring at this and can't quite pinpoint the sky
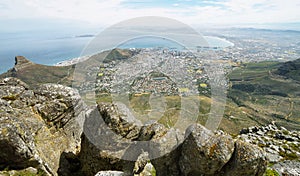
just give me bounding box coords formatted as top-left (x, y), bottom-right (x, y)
top-left (0, 0), bottom-right (300, 31)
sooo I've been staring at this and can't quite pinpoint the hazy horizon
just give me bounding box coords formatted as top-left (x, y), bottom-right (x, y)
top-left (0, 0), bottom-right (299, 32)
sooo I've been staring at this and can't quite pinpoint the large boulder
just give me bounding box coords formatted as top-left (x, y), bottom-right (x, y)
top-left (97, 102), bottom-right (142, 140)
top-left (221, 140), bottom-right (268, 176)
top-left (78, 106), bottom-right (136, 176)
top-left (33, 83), bottom-right (85, 146)
top-left (179, 124), bottom-right (235, 176)
top-left (149, 127), bottom-right (183, 176)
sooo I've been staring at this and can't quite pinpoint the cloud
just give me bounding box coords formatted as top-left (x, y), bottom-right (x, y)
top-left (0, 0), bottom-right (299, 27)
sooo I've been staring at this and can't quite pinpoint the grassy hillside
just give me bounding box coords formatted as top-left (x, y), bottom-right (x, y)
top-left (226, 60), bottom-right (300, 133)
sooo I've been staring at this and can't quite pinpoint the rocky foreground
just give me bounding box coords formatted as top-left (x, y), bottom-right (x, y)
top-left (238, 124), bottom-right (300, 175)
top-left (0, 77), bottom-right (299, 176)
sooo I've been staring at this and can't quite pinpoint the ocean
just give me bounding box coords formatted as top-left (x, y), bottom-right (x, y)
top-left (0, 32), bottom-right (233, 73)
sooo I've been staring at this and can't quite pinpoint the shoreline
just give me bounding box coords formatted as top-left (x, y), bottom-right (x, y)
top-left (203, 36), bottom-right (235, 47)
top-left (54, 55), bottom-right (90, 66)
top-left (53, 36), bottom-right (234, 67)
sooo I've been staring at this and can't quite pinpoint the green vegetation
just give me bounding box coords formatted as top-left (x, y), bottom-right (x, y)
top-left (227, 60), bottom-right (300, 131)
top-left (103, 48), bottom-right (133, 63)
top-left (158, 108), bottom-right (180, 128)
top-left (1, 168), bottom-right (46, 176)
top-left (130, 93), bottom-right (151, 115)
top-left (150, 165), bottom-right (156, 176)
top-left (275, 58), bottom-right (300, 81)
top-left (263, 168), bottom-right (280, 176)
top-left (13, 170), bottom-right (45, 176)
top-left (279, 150), bottom-right (299, 160)
top-left (2, 94), bottom-right (18, 101)
top-left (96, 93), bottom-right (113, 103)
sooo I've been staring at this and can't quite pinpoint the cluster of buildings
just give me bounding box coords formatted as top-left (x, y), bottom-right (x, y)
top-left (94, 48), bottom-right (212, 97)
top-left (77, 32), bottom-right (300, 99)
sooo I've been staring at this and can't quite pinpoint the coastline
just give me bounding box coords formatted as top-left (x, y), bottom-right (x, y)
top-left (54, 55), bottom-right (90, 66)
top-left (53, 36), bottom-right (234, 67)
top-left (203, 36), bottom-right (235, 47)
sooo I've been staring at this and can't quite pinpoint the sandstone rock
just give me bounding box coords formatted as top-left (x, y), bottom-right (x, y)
top-left (32, 84), bottom-right (85, 175)
top-left (179, 124), bottom-right (235, 176)
top-left (0, 78), bottom-right (50, 174)
top-left (97, 102), bottom-right (141, 140)
top-left (0, 78), bottom-right (85, 175)
top-left (0, 167), bottom-right (39, 176)
top-left (133, 152), bottom-right (149, 174)
top-left (13, 56), bottom-right (34, 71)
top-left (82, 103), bottom-right (183, 176)
top-left (78, 106), bottom-right (136, 176)
top-left (0, 116), bottom-right (41, 171)
top-left (135, 162), bottom-right (156, 176)
top-left (149, 128), bottom-right (183, 176)
top-left (221, 140), bottom-right (267, 176)
top-left (137, 122), bottom-right (167, 141)
top-left (35, 83), bottom-right (86, 144)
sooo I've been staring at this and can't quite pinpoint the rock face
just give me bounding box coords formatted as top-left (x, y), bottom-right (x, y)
top-left (179, 124), bottom-right (235, 175)
top-left (77, 106), bottom-right (136, 176)
top-left (0, 77), bottom-right (270, 176)
top-left (97, 102), bottom-right (142, 140)
top-left (149, 127), bottom-right (183, 176)
top-left (221, 140), bottom-right (267, 176)
top-left (0, 77), bottom-right (84, 175)
top-left (13, 56), bottom-right (34, 71)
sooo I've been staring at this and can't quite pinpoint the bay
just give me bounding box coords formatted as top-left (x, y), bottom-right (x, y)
top-left (0, 32), bottom-right (233, 73)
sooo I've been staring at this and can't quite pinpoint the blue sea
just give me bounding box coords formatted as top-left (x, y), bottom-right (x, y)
top-left (0, 32), bottom-right (233, 73)
top-left (0, 32), bottom-right (90, 73)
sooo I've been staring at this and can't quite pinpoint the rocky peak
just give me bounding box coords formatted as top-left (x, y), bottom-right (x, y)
top-left (13, 56), bottom-right (34, 71)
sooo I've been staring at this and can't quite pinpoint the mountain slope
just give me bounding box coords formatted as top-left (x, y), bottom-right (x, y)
top-left (0, 56), bottom-right (74, 88)
top-left (274, 58), bottom-right (300, 81)
top-left (227, 60), bottom-right (300, 132)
